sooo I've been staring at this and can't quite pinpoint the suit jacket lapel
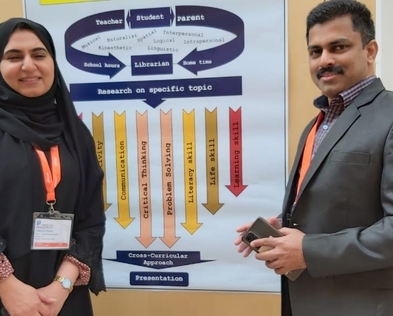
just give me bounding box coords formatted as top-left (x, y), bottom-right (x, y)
top-left (291, 79), bottom-right (385, 206)
top-left (296, 107), bottom-right (360, 199)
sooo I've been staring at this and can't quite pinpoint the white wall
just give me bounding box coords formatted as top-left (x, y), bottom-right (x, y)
top-left (376, 0), bottom-right (393, 90)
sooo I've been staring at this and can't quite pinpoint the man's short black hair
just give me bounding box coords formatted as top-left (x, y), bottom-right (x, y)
top-left (306, 0), bottom-right (375, 46)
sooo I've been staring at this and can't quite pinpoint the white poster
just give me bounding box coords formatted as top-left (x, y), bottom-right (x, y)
top-left (25, 0), bottom-right (286, 292)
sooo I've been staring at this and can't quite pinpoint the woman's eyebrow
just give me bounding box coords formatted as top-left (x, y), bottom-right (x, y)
top-left (4, 47), bottom-right (48, 55)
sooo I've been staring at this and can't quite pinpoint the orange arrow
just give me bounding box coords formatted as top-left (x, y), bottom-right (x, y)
top-left (159, 110), bottom-right (180, 248)
top-left (136, 111), bottom-right (156, 248)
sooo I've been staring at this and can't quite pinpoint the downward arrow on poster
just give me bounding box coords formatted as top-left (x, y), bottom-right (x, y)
top-left (226, 107), bottom-right (247, 196)
top-left (70, 76), bottom-right (242, 106)
top-left (108, 251), bottom-right (213, 269)
top-left (181, 110), bottom-right (202, 234)
top-left (114, 112), bottom-right (134, 228)
top-left (136, 112), bottom-right (156, 247)
top-left (144, 96), bottom-right (166, 108)
top-left (203, 109), bottom-right (224, 214)
top-left (92, 113), bottom-right (112, 211)
top-left (159, 110), bottom-right (180, 248)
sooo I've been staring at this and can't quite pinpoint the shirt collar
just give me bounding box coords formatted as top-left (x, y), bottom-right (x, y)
top-left (313, 76), bottom-right (376, 111)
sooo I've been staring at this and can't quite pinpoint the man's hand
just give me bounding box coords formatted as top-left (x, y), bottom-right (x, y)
top-left (234, 217), bottom-right (282, 257)
top-left (250, 227), bottom-right (306, 275)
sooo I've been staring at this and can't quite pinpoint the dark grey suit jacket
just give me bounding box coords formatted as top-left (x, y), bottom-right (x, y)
top-left (282, 79), bottom-right (393, 316)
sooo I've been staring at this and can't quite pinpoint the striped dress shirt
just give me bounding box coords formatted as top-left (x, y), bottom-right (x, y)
top-left (312, 76), bottom-right (376, 156)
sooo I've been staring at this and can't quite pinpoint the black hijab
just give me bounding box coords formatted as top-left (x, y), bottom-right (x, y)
top-left (0, 19), bottom-right (105, 296)
top-left (0, 18), bottom-right (66, 149)
top-left (0, 18), bottom-right (104, 260)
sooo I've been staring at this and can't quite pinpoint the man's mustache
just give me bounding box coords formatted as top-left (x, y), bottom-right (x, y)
top-left (317, 66), bottom-right (344, 79)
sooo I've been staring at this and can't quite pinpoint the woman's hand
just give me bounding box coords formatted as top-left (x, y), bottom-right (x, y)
top-left (37, 281), bottom-right (70, 316)
top-left (0, 274), bottom-right (55, 316)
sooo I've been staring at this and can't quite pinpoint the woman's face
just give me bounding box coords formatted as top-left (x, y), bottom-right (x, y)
top-left (0, 29), bottom-right (55, 98)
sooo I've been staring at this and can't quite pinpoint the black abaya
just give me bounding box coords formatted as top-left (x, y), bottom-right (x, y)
top-left (0, 18), bottom-right (106, 315)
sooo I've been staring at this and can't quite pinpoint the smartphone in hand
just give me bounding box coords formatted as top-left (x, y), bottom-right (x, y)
top-left (242, 217), bottom-right (282, 252)
top-left (242, 216), bottom-right (304, 281)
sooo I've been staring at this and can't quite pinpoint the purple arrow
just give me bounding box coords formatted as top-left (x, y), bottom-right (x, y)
top-left (65, 10), bottom-right (126, 77)
top-left (67, 49), bottom-right (126, 79)
top-left (108, 251), bottom-right (213, 270)
top-left (127, 7), bottom-right (174, 29)
top-left (69, 76), bottom-right (242, 108)
top-left (175, 6), bottom-right (244, 75)
top-left (178, 35), bottom-right (243, 75)
top-left (176, 5), bottom-right (243, 34)
top-left (143, 96), bottom-right (167, 108)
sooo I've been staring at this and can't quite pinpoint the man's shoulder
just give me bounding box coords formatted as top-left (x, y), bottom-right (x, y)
top-left (356, 78), bottom-right (391, 102)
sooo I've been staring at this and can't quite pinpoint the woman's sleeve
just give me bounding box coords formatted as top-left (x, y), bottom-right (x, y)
top-left (0, 253), bottom-right (14, 283)
top-left (66, 126), bottom-right (106, 295)
top-left (63, 254), bottom-right (91, 286)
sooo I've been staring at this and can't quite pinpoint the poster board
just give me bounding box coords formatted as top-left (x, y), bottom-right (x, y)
top-left (25, 0), bottom-right (286, 292)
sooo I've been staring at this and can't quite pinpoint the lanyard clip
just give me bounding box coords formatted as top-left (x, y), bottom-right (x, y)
top-left (47, 200), bottom-right (57, 214)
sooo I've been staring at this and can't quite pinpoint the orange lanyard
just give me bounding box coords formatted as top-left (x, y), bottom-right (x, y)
top-left (35, 145), bottom-right (61, 203)
top-left (296, 112), bottom-right (324, 199)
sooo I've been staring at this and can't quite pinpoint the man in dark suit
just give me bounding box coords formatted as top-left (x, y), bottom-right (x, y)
top-left (235, 1), bottom-right (393, 315)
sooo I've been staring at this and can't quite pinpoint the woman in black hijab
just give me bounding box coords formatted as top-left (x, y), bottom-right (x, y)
top-left (0, 18), bottom-right (106, 315)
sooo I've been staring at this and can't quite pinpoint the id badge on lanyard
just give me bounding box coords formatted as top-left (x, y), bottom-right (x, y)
top-left (31, 145), bottom-right (74, 250)
top-left (31, 210), bottom-right (74, 250)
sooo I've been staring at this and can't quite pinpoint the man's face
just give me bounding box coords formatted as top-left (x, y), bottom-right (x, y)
top-left (307, 15), bottom-right (377, 99)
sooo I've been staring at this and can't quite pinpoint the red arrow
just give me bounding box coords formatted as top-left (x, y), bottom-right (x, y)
top-left (226, 107), bottom-right (247, 196)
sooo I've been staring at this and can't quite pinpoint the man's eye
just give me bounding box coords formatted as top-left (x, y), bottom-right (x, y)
top-left (335, 45), bottom-right (347, 50)
top-left (309, 50), bottom-right (321, 58)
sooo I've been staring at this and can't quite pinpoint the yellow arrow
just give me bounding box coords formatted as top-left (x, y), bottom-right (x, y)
top-left (203, 108), bottom-right (224, 214)
top-left (92, 113), bottom-right (111, 211)
top-left (136, 111), bottom-right (156, 248)
top-left (181, 110), bottom-right (202, 234)
top-left (114, 112), bottom-right (134, 229)
top-left (159, 110), bottom-right (180, 248)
